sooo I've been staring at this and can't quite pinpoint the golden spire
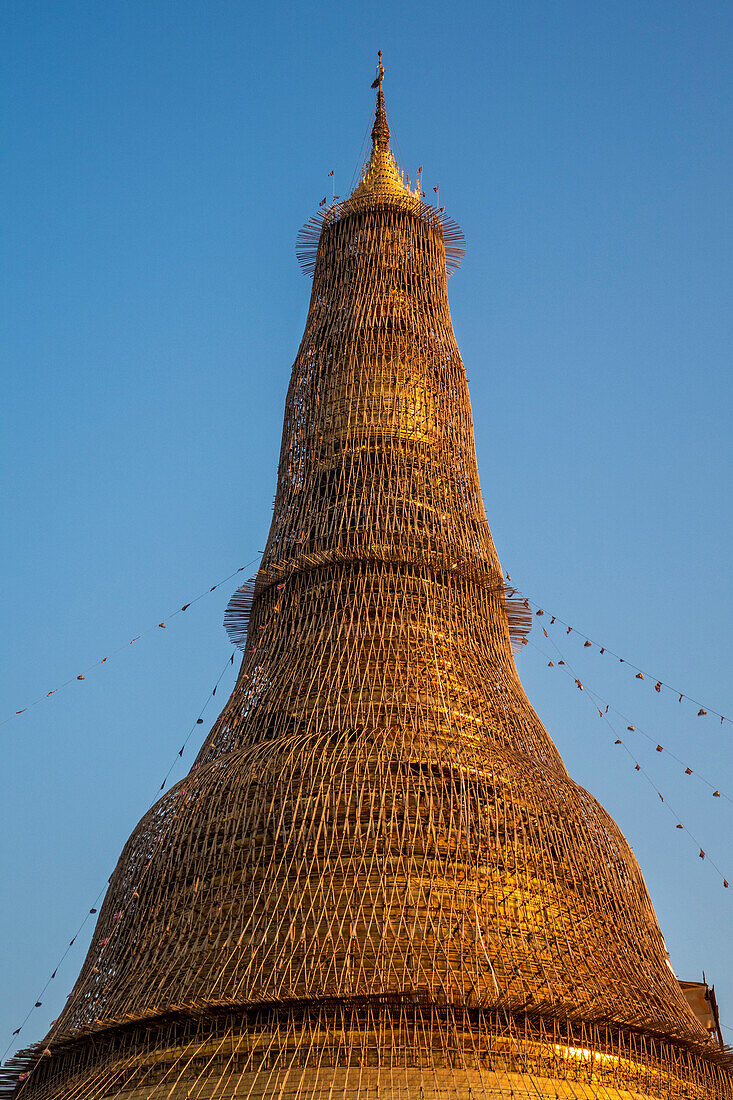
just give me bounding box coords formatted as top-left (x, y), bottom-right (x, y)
top-left (371, 50), bottom-right (389, 148)
top-left (344, 50), bottom-right (421, 211)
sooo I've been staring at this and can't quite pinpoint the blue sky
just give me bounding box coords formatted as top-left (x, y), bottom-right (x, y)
top-left (2, 0), bottom-right (732, 1053)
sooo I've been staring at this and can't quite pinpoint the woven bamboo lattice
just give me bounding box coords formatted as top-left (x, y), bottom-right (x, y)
top-left (5, 63), bottom-right (732, 1100)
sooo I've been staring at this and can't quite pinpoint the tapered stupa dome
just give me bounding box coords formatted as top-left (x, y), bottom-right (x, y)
top-left (5, 58), bottom-right (731, 1100)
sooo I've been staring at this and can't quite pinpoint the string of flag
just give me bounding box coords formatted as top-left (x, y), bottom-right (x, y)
top-left (524, 633), bottom-right (730, 890)
top-left (529, 619), bottom-right (730, 807)
top-left (1, 650), bottom-right (238, 1067)
top-left (2, 560), bottom-right (258, 730)
top-left (515, 587), bottom-right (732, 728)
top-left (158, 653), bottom-right (236, 793)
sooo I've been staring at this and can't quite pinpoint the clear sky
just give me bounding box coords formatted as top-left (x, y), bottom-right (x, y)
top-left (2, 0), bottom-right (732, 1055)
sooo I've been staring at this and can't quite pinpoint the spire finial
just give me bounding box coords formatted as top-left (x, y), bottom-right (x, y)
top-left (370, 50), bottom-right (390, 149)
top-left (343, 51), bottom-right (422, 211)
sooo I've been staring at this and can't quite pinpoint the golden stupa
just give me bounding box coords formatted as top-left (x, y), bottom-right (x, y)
top-left (4, 56), bottom-right (731, 1100)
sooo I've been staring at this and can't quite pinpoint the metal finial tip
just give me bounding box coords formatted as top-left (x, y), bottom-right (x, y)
top-left (371, 73), bottom-right (390, 147)
top-left (370, 51), bottom-right (386, 94)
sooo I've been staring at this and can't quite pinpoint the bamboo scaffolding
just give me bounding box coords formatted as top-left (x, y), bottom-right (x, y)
top-left (5, 70), bottom-right (731, 1100)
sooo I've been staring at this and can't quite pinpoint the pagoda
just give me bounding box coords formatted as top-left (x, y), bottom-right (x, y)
top-left (5, 57), bottom-right (732, 1100)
